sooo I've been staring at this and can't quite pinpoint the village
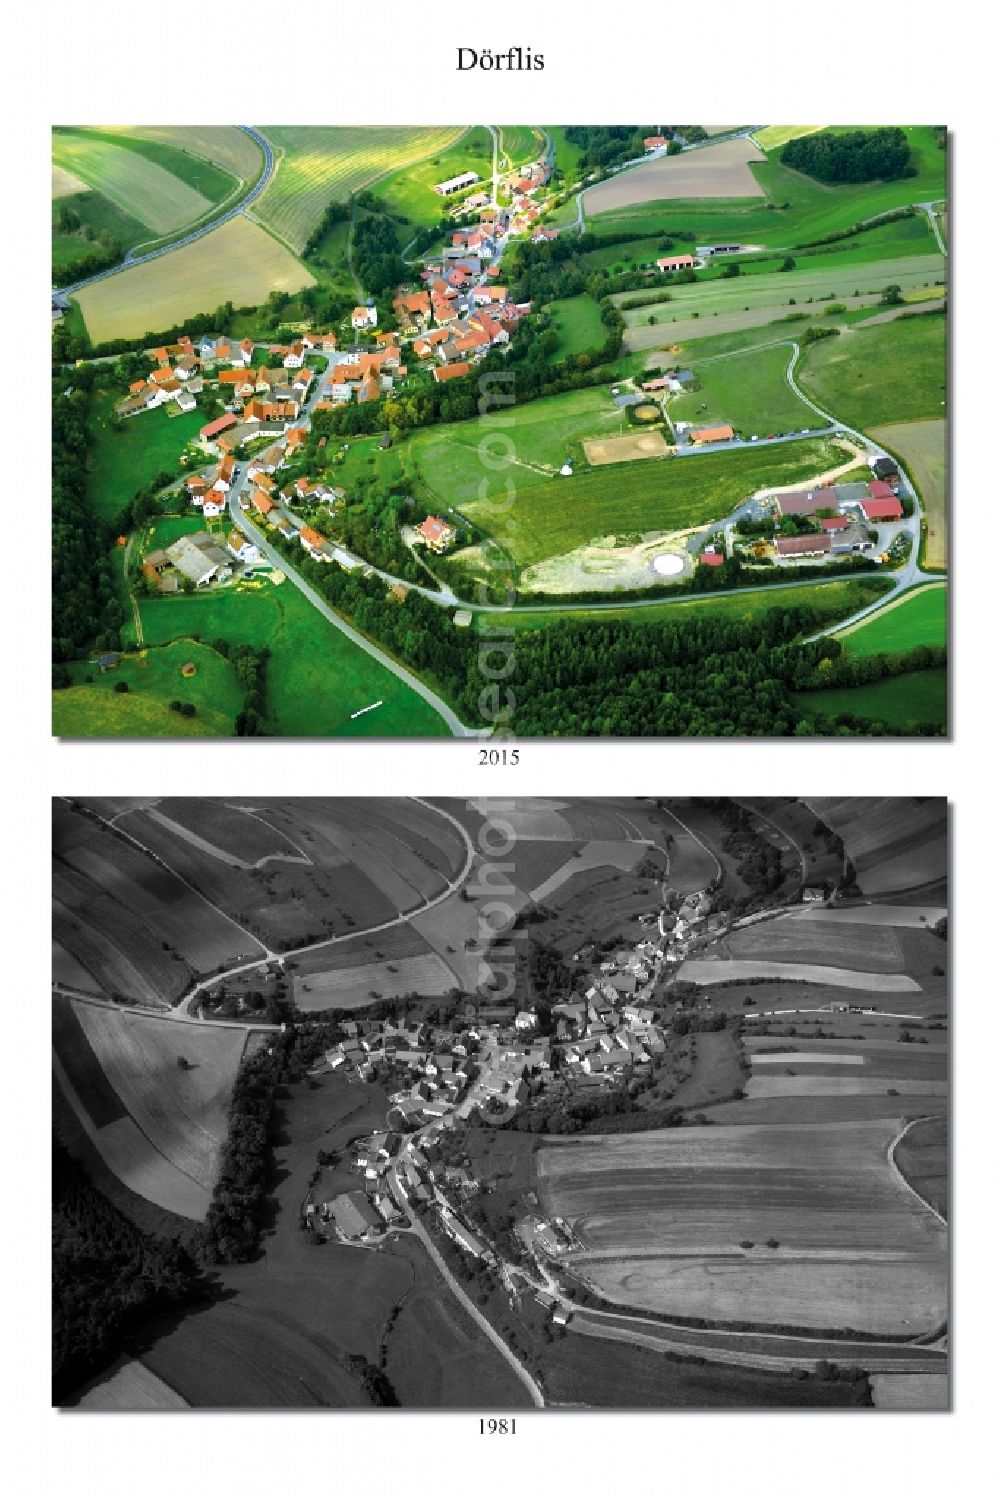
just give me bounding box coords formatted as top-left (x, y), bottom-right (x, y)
top-left (116, 153), bottom-right (560, 596)
top-left (302, 878), bottom-right (724, 1308)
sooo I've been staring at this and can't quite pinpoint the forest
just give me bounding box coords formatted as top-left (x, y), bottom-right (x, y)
top-left (780, 128), bottom-right (915, 183)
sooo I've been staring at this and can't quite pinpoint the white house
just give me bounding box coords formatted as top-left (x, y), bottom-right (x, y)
top-left (202, 493), bottom-right (225, 519)
top-left (352, 305), bottom-right (379, 330)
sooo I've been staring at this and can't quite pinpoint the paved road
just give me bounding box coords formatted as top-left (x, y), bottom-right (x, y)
top-left (226, 468), bottom-right (482, 736)
top-left (387, 1158), bottom-right (545, 1407)
top-left (54, 126), bottom-right (275, 301)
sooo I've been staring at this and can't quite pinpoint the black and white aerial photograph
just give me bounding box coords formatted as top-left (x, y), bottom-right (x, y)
top-left (52, 795), bottom-right (949, 1411)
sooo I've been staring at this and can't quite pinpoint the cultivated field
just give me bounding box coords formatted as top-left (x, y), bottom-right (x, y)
top-left (255, 126), bottom-right (464, 251)
top-left (753, 126), bottom-right (826, 151)
top-left (584, 430), bottom-right (669, 465)
top-left (679, 959), bottom-right (920, 992)
top-left (785, 903), bottom-right (946, 928)
top-left (530, 840), bottom-right (648, 902)
top-left (72, 1001), bottom-right (245, 1196)
top-left (806, 798), bottom-right (948, 898)
top-left (584, 137), bottom-right (766, 215)
top-left (71, 1357), bottom-right (188, 1410)
top-left (721, 916), bottom-right (906, 971)
top-left (142, 800), bottom-right (309, 868)
top-left (870, 418), bottom-right (947, 569)
top-left (54, 801), bottom-right (253, 991)
top-left (104, 125), bottom-right (264, 182)
top-left (74, 216), bottom-right (315, 342)
top-left (538, 1119), bottom-right (947, 1333)
top-left (871, 1372), bottom-right (948, 1410)
top-left (52, 130), bottom-right (213, 235)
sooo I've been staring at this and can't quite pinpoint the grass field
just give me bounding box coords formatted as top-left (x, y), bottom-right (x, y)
top-left (796, 312), bottom-right (947, 429)
top-left (870, 418), bottom-right (947, 569)
top-left (101, 125), bottom-right (264, 183)
top-left (85, 391), bottom-right (203, 525)
top-left (465, 438), bottom-right (844, 569)
top-left (538, 1118), bottom-right (946, 1334)
top-left (54, 642), bottom-right (244, 738)
top-left (501, 576), bottom-right (893, 633)
top-left (546, 295), bottom-right (607, 360)
top-left (584, 127), bottom-right (947, 250)
top-left (135, 581), bottom-right (450, 737)
top-left (74, 216), bottom-right (315, 343)
top-left (680, 959), bottom-right (919, 991)
top-left (255, 126), bottom-right (465, 251)
top-left (52, 128), bottom-right (218, 235)
top-left (373, 128), bottom-right (493, 230)
top-left (791, 668), bottom-right (947, 733)
top-left (837, 584), bottom-right (947, 656)
top-left (668, 342), bottom-right (815, 433)
top-left (71, 1357), bottom-right (188, 1410)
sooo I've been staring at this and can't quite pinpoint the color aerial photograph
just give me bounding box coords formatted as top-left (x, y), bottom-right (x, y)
top-left (51, 126), bottom-right (948, 738)
top-left (52, 795), bottom-right (949, 1410)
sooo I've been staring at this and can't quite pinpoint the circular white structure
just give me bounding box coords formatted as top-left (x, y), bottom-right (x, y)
top-left (651, 553), bottom-right (684, 576)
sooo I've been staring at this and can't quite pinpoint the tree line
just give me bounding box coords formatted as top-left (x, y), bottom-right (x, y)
top-left (781, 128), bottom-right (915, 184)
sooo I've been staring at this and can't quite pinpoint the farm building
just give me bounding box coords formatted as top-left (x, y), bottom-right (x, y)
top-left (776, 488), bottom-right (840, 518)
top-left (860, 494), bottom-right (904, 523)
top-left (200, 412), bottom-right (238, 443)
top-left (701, 550), bottom-right (725, 567)
top-left (872, 456), bottom-right (900, 483)
top-left (328, 1191), bottom-right (382, 1240)
top-left (774, 533), bottom-right (833, 558)
top-left (689, 424), bottom-right (735, 445)
top-left (435, 170), bottom-right (479, 197)
top-left (165, 532), bottom-right (230, 586)
top-left (658, 255), bottom-right (696, 272)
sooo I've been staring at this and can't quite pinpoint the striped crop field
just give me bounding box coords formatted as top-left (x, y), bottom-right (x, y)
top-left (100, 125), bottom-right (264, 183)
top-left (74, 216), bottom-right (315, 342)
top-left (52, 129), bottom-right (214, 235)
top-left (254, 126), bottom-right (465, 251)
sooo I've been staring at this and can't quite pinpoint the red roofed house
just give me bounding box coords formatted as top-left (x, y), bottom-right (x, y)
top-left (200, 412), bottom-right (238, 443)
top-left (417, 516), bottom-right (457, 553)
top-left (644, 135), bottom-right (669, 150)
top-left (432, 362), bottom-right (472, 383)
top-left (251, 489), bottom-right (276, 516)
top-left (700, 551), bottom-right (725, 567)
top-left (860, 494), bottom-right (904, 523)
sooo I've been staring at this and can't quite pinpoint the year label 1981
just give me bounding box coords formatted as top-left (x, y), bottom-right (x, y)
top-left (479, 1417), bottom-right (516, 1434)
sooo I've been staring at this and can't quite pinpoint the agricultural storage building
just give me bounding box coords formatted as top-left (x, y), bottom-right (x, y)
top-left (657, 255), bottom-right (697, 272)
top-left (777, 488), bottom-right (840, 518)
top-left (774, 533), bottom-right (832, 558)
top-left (690, 424), bottom-right (735, 445)
top-left (330, 1191), bottom-right (381, 1239)
top-left (435, 170), bottom-right (480, 197)
top-left (200, 412), bottom-right (237, 442)
top-left (860, 495), bottom-right (904, 523)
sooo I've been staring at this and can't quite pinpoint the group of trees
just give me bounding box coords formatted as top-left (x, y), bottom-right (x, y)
top-left (563, 126), bottom-right (654, 173)
top-left (52, 1138), bottom-right (205, 1401)
top-left (52, 200), bottom-right (125, 286)
top-left (781, 128), bottom-right (915, 184)
top-left (196, 1042), bottom-right (285, 1264)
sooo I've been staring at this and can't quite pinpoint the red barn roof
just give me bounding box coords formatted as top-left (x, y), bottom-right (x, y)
top-left (700, 551), bottom-right (725, 567)
top-left (860, 496), bottom-right (904, 522)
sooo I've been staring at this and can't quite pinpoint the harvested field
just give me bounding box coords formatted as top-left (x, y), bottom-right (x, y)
top-left (538, 1119), bottom-right (947, 1333)
top-left (52, 163), bottom-right (89, 197)
top-left (679, 959), bottom-right (920, 992)
top-left (703, 1094), bottom-right (945, 1127)
top-left (52, 131), bottom-right (212, 234)
top-left (583, 430), bottom-right (669, 465)
top-left (871, 1372), bottom-right (948, 1410)
top-left (722, 917), bottom-right (905, 971)
top-left (660, 805), bottom-right (721, 893)
top-left (585, 137), bottom-right (765, 215)
top-left (70, 1356), bottom-right (188, 1410)
top-left (870, 418), bottom-right (947, 569)
top-left (752, 1051), bottom-right (864, 1066)
top-left (74, 216), bottom-right (314, 343)
top-left (293, 952), bottom-right (459, 1011)
top-left (806, 798), bottom-right (947, 897)
top-left (64, 1000), bottom-right (246, 1217)
top-left (895, 1115), bottom-right (948, 1219)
